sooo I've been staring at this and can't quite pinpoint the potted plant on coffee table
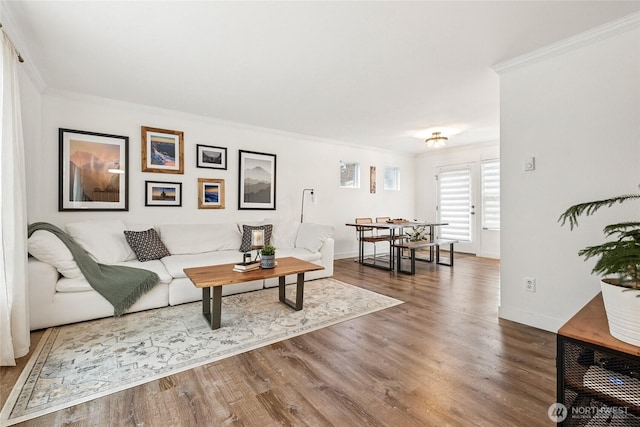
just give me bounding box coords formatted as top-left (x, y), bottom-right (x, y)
top-left (559, 194), bottom-right (640, 346)
top-left (260, 245), bottom-right (276, 269)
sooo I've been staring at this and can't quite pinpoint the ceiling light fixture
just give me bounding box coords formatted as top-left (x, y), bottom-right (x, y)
top-left (425, 132), bottom-right (448, 148)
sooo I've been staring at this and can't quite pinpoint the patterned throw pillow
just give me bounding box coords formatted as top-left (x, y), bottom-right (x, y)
top-left (239, 224), bottom-right (273, 252)
top-left (124, 228), bottom-right (171, 262)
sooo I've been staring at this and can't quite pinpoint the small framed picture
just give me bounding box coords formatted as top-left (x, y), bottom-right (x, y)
top-left (58, 128), bottom-right (129, 211)
top-left (145, 181), bottom-right (182, 207)
top-left (198, 178), bottom-right (225, 209)
top-left (141, 126), bottom-right (184, 174)
top-left (238, 150), bottom-right (276, 210)
top-left (196, 144), bottom-right (227, 170)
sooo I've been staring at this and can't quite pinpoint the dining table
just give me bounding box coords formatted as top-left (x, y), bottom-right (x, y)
top-left (345, 220), bottom-right (448, 271)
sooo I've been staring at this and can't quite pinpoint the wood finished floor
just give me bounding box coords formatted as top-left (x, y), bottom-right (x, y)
top-left (1, 254), bottom-right (557, 426)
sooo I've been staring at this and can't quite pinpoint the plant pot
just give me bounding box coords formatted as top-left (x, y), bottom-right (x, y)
top-left (600, 279), bottom-right (640, 347)
top-left (261, 255), bottom-right (276, 269)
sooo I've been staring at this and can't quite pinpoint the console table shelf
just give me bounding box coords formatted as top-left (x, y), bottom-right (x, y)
top-left (557, 293), bottom-right (640, 426)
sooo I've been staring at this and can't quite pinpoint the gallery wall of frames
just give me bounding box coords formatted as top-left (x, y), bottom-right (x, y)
top-left (58, 126), bottom-right (277, 212)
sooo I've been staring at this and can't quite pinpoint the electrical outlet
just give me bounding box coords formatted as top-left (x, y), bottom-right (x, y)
top-left (524, 277), bottom-right (536, 292)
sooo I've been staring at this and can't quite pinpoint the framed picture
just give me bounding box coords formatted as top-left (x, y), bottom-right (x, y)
top-left (141, 126), bottom-right (184, 174)
top-left (198, 178), bottom-right (225, 209)
top-left (238, 150), bottom-right (277, 210)
top-left (58, 128), bottom-right (128, 211)
top-left (196, 144), bottom-right (227, 170)
top-left (145, 181), bottom-right (182, 207)
top-left (370, 166), bottom-right (376, 194)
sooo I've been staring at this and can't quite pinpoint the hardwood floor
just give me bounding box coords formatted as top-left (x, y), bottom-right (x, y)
top-left (1, 254), bottom-right (557, 426)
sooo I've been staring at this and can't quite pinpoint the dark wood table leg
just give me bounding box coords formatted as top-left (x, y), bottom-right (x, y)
top-left (202, 286), bottom-right (222, 329)
top-left (279, 273), bottom-right (304, 310)
top-left (202, 286), bottom-right (210, 324)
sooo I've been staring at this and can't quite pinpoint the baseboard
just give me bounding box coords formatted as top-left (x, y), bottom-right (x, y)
top-left (334, 251), bottom-right (358, 260)
top-left (477, 251), bottom-right (500, 259)
top-left (498, 305), bottom-right (564, 333)
top-left (334, 250), bottom-right (391, 260)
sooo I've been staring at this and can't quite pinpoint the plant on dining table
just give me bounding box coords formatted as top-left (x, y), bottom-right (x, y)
top-left (406, 226), bottom-right (429, 242)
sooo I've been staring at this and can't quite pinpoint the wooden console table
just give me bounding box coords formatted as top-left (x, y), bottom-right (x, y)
top-left (557, 293), bottom-right (640, 425)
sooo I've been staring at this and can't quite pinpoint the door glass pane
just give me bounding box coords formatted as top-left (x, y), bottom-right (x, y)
top-left (481, 160), bottom-right (500, 230)
top-left (438, 166), bottom-right (472, 242)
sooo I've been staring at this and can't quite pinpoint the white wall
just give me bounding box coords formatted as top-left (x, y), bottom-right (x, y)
top-left (21, 91), bottom-right (416, 259)
top-left (415, 141), bottom-right (501, 259)
top-left (498, 21), bottom-right (640, 332)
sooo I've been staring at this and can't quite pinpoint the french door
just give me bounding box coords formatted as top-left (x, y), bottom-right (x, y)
top-left (436, 165), bottom-right (477, 254)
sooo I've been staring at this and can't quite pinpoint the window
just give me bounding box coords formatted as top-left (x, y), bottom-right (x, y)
top-left (339, 161), bottom-right (360, 188)
top-left (383, 167), bottom-right (400, 191)
top-left (481, 159), bottom-right (500, 230)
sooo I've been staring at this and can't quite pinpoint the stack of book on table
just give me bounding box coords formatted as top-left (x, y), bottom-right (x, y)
top-left (233, 261), bottom-right (261, 272)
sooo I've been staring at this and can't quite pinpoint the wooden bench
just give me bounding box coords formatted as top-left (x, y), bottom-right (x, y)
top-left (391, 239), bottom-right (459, 274)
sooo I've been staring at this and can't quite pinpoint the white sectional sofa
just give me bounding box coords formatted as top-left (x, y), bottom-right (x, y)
top-left (27, 219), bottom-right (335, 330)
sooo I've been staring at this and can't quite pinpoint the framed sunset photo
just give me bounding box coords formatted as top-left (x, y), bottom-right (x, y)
top-left (141, 126), bottom-right (184, 174)
top-left (58, 128), bottom-right (129, 211)
top-left (198, 178), bottom-right (225, 209)
top-left (145, 181), bottom-right (182, 207)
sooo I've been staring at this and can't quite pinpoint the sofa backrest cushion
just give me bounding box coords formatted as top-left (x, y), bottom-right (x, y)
top-left (159, 223), bottom-right (241, 255)
top-left (28, 230), bottom-right (83, 279)
top-left (66, 219), bottom-right (135, 264)
top-left (264, 219), bottom-right (300, 249)
top-left (295, 223), bottom-right (334, 253)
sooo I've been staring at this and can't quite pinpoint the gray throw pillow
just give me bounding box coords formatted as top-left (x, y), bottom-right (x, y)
top-left (124, 228), bottom-right (171, 262)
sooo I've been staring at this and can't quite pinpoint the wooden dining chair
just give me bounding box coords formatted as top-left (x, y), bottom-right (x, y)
top-left (355, 217), bottom-right (388, 260)
top-left (375, 217), bottom-right (406, 242)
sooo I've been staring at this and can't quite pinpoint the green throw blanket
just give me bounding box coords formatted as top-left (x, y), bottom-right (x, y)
top-left (28, 222), bottom-right (160, 316)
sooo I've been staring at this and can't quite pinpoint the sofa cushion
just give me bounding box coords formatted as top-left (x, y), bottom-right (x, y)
top-left (56, 259), bottom-right (173, 293)
top-left (124, 228), bottom-right (171, 262)
top-left (112, 260), bottom-right (173, 284)
top-left (295, 223), bottom-right (334, 252)
top-left (265, 219), bottom-right (299, 249)
top-left (162, 250), bottom-right (244, 279)
top-left (159, 223), bottom-right (241, 255)
top-left (56, 277), bottom-right (93, 293)
top-left (66, 219), bottom-right (135, 263)
top-left (274, 248), bottom-right (322, 262)
top-left (239, 224), bottom-right (273, 252)
top-left (28, 230), bottom-right (83, 279)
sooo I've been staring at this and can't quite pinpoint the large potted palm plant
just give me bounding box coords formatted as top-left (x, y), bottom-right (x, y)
top-left (559, 194), bottom-right (640, 346)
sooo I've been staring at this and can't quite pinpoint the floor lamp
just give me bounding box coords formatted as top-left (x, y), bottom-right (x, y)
top-left (300, 188), bottom-right (315, 223)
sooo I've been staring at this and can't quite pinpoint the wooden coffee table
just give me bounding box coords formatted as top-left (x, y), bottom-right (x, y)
top-left (184, 257), bottom-right (324, 329)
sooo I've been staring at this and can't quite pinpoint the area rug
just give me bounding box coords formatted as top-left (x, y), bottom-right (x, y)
top-left (1, 278), bottom-right (402, 425)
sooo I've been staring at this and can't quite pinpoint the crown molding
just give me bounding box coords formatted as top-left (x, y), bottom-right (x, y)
top-left (493, 11), bottom-right (640, 74)
top-left (44, 88), bottom-right (415, 157)
top-left (1, 1), bottom-right (47, 92)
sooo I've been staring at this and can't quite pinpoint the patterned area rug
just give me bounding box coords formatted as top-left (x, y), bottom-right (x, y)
top-left (1, 278), bottom-right (402, 425)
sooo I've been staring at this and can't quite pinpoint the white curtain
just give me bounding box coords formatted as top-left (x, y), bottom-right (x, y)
top-left (0, 32), bottom-right (29, 366)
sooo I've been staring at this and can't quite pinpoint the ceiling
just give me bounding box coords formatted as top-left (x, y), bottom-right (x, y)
top-left (4, 1), bottom-right (640, 154)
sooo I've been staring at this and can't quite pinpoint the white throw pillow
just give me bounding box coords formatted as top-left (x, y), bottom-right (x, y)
top-left (266, 219), bottom-right (300, 249)
top-left (66, 219), bottom-right (135, 264)
top-left (295, 223), bottom-right (334, 253)
top-left (159, 223), bottom-right (241, 255)
top-left (28, 230), bottom-right (83, 279)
